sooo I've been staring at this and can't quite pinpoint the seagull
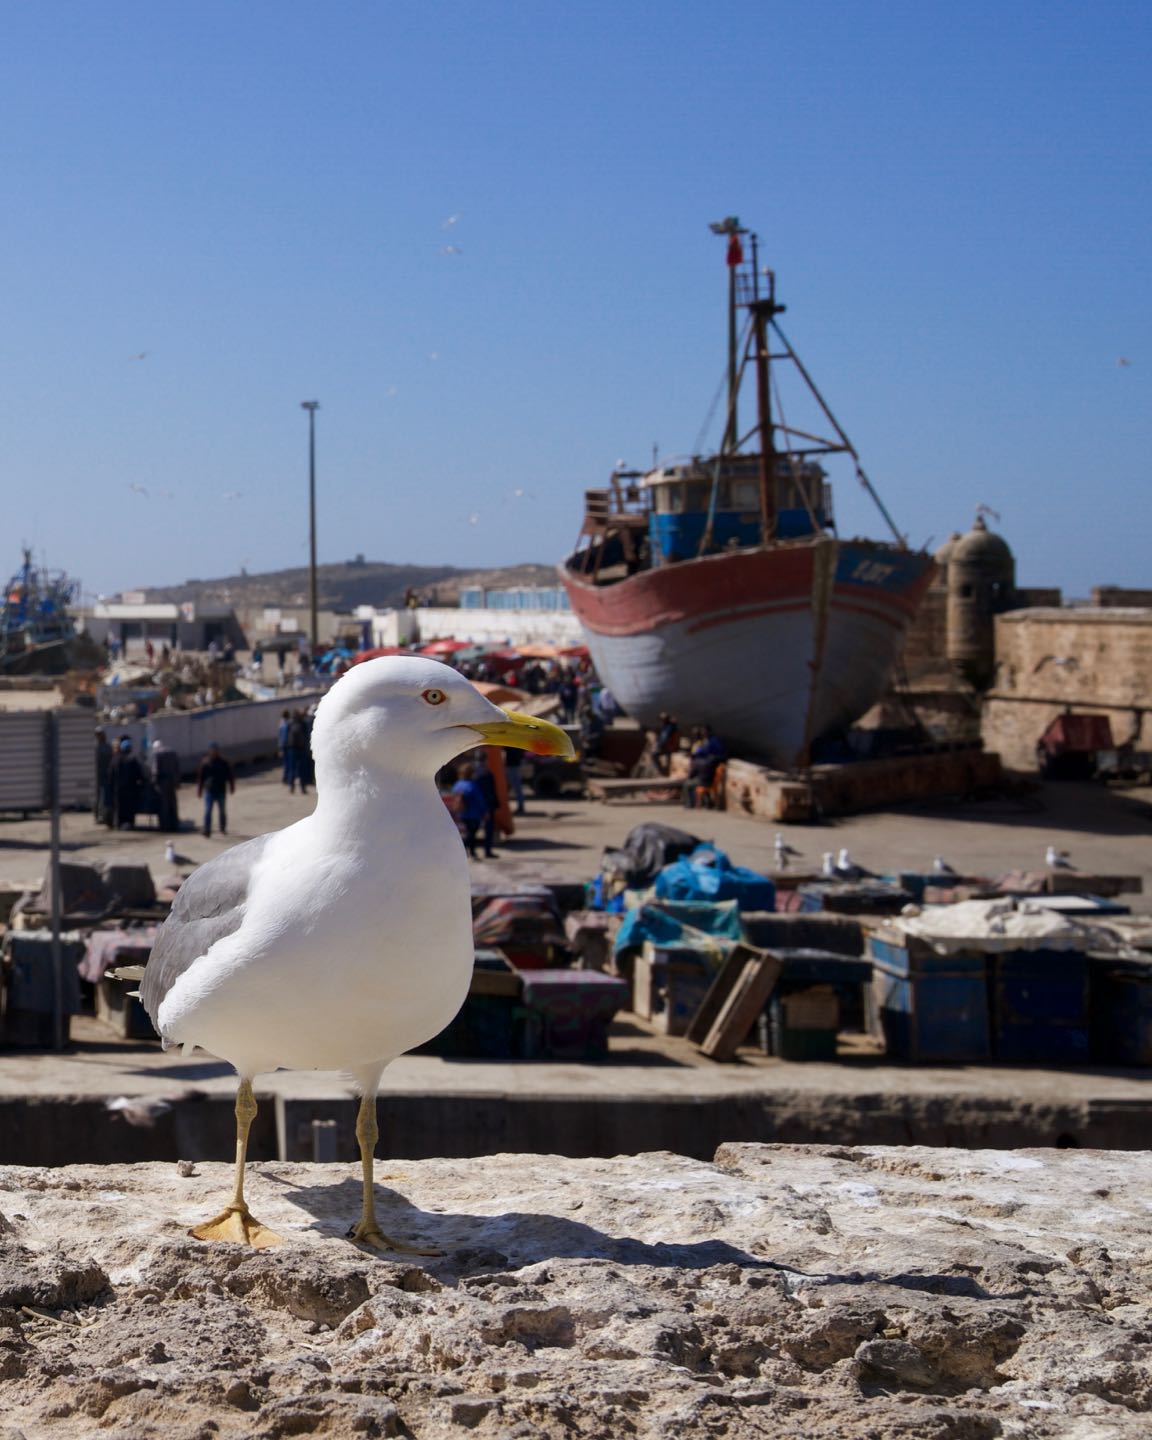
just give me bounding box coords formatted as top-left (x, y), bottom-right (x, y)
top-left (931, 855), bottom-right (958, 877)
top-left (773, 832), bottom-right (802, 870)
top-left (821, 851), bottom-right (837, 878)
top-left (1046, 845), bottom-right (1076, 871)
top-left (164, 841), bottom-right (195, 867)
top-left (834, 847), bottom-right (873, 880)
top-left (134, 658), bottom-right (573, 1250)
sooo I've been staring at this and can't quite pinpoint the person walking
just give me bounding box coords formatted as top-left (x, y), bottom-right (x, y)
top-left (197, 743), bottom-right (235, 837)
top-left (472, 750), bottom-right (500, 857)
top-left (277, 709), bottom-right (293, 787)
top-left (286, 709), bottom-right (311, 794)
top-left (451, 762), bottom-right (488, 859)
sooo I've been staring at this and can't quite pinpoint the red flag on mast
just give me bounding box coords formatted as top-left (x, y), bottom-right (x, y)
top-left (726, 233), bottom-right (744, 267)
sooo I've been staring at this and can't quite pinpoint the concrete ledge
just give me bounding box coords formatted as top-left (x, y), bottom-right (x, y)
top-left (3, 1087), bottom-right (1149, 1169)
top-left (2, 1145), bottom-right (1150, 1437)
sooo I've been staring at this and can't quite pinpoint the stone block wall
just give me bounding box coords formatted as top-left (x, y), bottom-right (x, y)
top-left (982, 607), bottom-right (1152, 769)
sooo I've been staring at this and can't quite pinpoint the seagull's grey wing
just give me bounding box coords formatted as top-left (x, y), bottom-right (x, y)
top-left (141, 833), bottom-right (274, 1027)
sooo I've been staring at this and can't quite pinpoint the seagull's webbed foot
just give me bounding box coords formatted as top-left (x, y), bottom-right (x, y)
top-left (347, 1219), bottom-right (441, 1257)
top-left (191, 1204), bottom-right (284, 1248)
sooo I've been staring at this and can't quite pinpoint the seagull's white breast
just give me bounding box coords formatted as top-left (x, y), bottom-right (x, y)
top-left (157, 789), bottom-right (475, 1076)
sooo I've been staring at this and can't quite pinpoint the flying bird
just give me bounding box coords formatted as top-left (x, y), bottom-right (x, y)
top-left (134, 658), bottom-right (573, 1250)
top-left (442, 213), bottom-right (461, 229)
top-left (1045, 845), bottom-right (1076, 871)
top-left (127, 482), bottom-right (149, 497)
top-left (129, 352), bottom-right (150, 361)
top-left (439, 245), bottom-right (463, 256)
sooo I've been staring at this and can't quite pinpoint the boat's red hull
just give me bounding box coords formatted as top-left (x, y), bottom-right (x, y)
top-left (562, 538), bottom-right (935, 766)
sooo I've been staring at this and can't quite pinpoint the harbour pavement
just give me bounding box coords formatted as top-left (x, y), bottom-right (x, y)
top-left (0, 764), bottom-right (1149, 1153)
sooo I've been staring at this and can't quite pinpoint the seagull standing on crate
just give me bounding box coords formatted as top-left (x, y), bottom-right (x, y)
top-left (1045, 845), bottom-right (1076, 871)
top-left (773, 832), bottom-right (802, 871)
top-left (834, 848), bottom-right (873, 881)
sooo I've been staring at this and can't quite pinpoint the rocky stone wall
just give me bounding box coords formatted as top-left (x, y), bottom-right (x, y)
top-left (2, 1145), bottom-right (1149, 1438)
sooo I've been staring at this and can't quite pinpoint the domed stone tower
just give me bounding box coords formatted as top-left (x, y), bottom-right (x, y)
top-left (946, 514), bottom-right (1016, 687)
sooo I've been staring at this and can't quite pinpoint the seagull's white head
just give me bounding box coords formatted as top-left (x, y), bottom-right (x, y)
top-left (310, 656), bottom-right (574, 784)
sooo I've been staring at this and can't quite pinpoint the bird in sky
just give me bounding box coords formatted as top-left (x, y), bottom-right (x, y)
top-left (1045, 845), bottom-right (1076, 871)
top-left (128, 352), bottom-right (150, 361)
top-left (131, 658), bottom-right (573, 1250)
top-left (127, 482), bottom-right (149, 497)
top-left (1117, 357), bottom-right (1131, 367)
top-left (442, 213), bottom-right (461, 229)
top-left (439, 245), bottom-right (463, 256)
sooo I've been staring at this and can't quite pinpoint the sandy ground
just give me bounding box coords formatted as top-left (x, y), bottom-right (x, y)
top-left (0, 766), bottom-right (1149, 1109)
top-left (2, 760), bottom-right (1149, 904)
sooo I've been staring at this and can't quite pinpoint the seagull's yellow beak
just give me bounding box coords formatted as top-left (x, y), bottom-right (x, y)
top-left (465, 710), bottom-right (576, 758)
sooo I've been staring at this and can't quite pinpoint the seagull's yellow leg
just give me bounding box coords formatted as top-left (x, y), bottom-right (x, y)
top-left (348, 1092), bottom-right (439, 1255)
top-left (190, 1079), bottom-right (283, 1248)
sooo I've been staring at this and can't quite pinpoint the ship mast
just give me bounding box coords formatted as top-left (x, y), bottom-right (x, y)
top-left (747, 233), bottom-right (784, 544)
top-left (709, 217), bottom-right (748, 455)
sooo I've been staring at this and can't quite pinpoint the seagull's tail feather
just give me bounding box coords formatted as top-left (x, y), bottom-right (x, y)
top-left (109, 965), bottom-right (147, 982)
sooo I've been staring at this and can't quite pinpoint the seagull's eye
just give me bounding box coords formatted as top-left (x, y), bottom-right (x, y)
top-left (421, 688), bottom-right (447, 706)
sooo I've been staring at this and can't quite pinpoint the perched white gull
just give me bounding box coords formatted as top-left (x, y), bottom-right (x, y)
top-left (931, 855), bottom-right (958, 877)
top-left (834, 847), bottom-right (874, 881)
top-left (138, 658), bottom-right (573, 1250)
top-left (821, 851), bottom-right (837, 879)
top-left (773, 832), bottom-right (802, 870)
top-left (1045, 845), bottom-right (1075, 871)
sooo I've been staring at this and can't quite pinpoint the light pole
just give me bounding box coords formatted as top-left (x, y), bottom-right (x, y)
top-left (301, 401), bottom-right (320, 654)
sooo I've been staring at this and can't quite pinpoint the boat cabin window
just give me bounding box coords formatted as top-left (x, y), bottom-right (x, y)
top-left (655, 481), bottom-right (708, 513)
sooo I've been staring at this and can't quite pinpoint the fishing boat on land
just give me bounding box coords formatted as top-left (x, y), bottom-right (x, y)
top-left (560, 221), bottom-right (935, 768)
top-left (0, 548), bottom-right (81, 674)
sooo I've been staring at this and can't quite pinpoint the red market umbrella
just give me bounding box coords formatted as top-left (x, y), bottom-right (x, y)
top-left (349, 646), bottom-right (412, 666)
top-left (420, 638), bottom-right (474, 655)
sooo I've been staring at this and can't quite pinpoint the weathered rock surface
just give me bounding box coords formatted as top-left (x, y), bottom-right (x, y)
top-left (1, 1145), bottom-right (1149, 1438)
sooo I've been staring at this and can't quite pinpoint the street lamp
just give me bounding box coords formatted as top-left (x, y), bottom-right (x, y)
top-left (301, 401), bottom-right (320, 654)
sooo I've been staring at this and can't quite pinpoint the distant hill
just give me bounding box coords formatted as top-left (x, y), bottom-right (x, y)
top-left (135, 559), bottom-right (560, 612)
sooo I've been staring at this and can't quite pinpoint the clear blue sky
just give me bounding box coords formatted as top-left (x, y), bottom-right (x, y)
top-left (2, 1), bottom-right (1148, 600)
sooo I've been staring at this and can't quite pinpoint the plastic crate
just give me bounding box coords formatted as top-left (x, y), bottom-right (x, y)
top-left (869, 938), bottom-right (990, 1062)
top-left (634, 944), bottom-right (713, 1036)
top-left (989, 949), bottom-right (1089, 1064)
top-left (1089, 955), bottom-right (1152, 1066)
top-left (518, 969), bottom-right (629, 1061)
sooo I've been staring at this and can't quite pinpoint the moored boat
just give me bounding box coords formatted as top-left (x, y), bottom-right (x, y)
top-left (560, 222), bottom-right (935, 768)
